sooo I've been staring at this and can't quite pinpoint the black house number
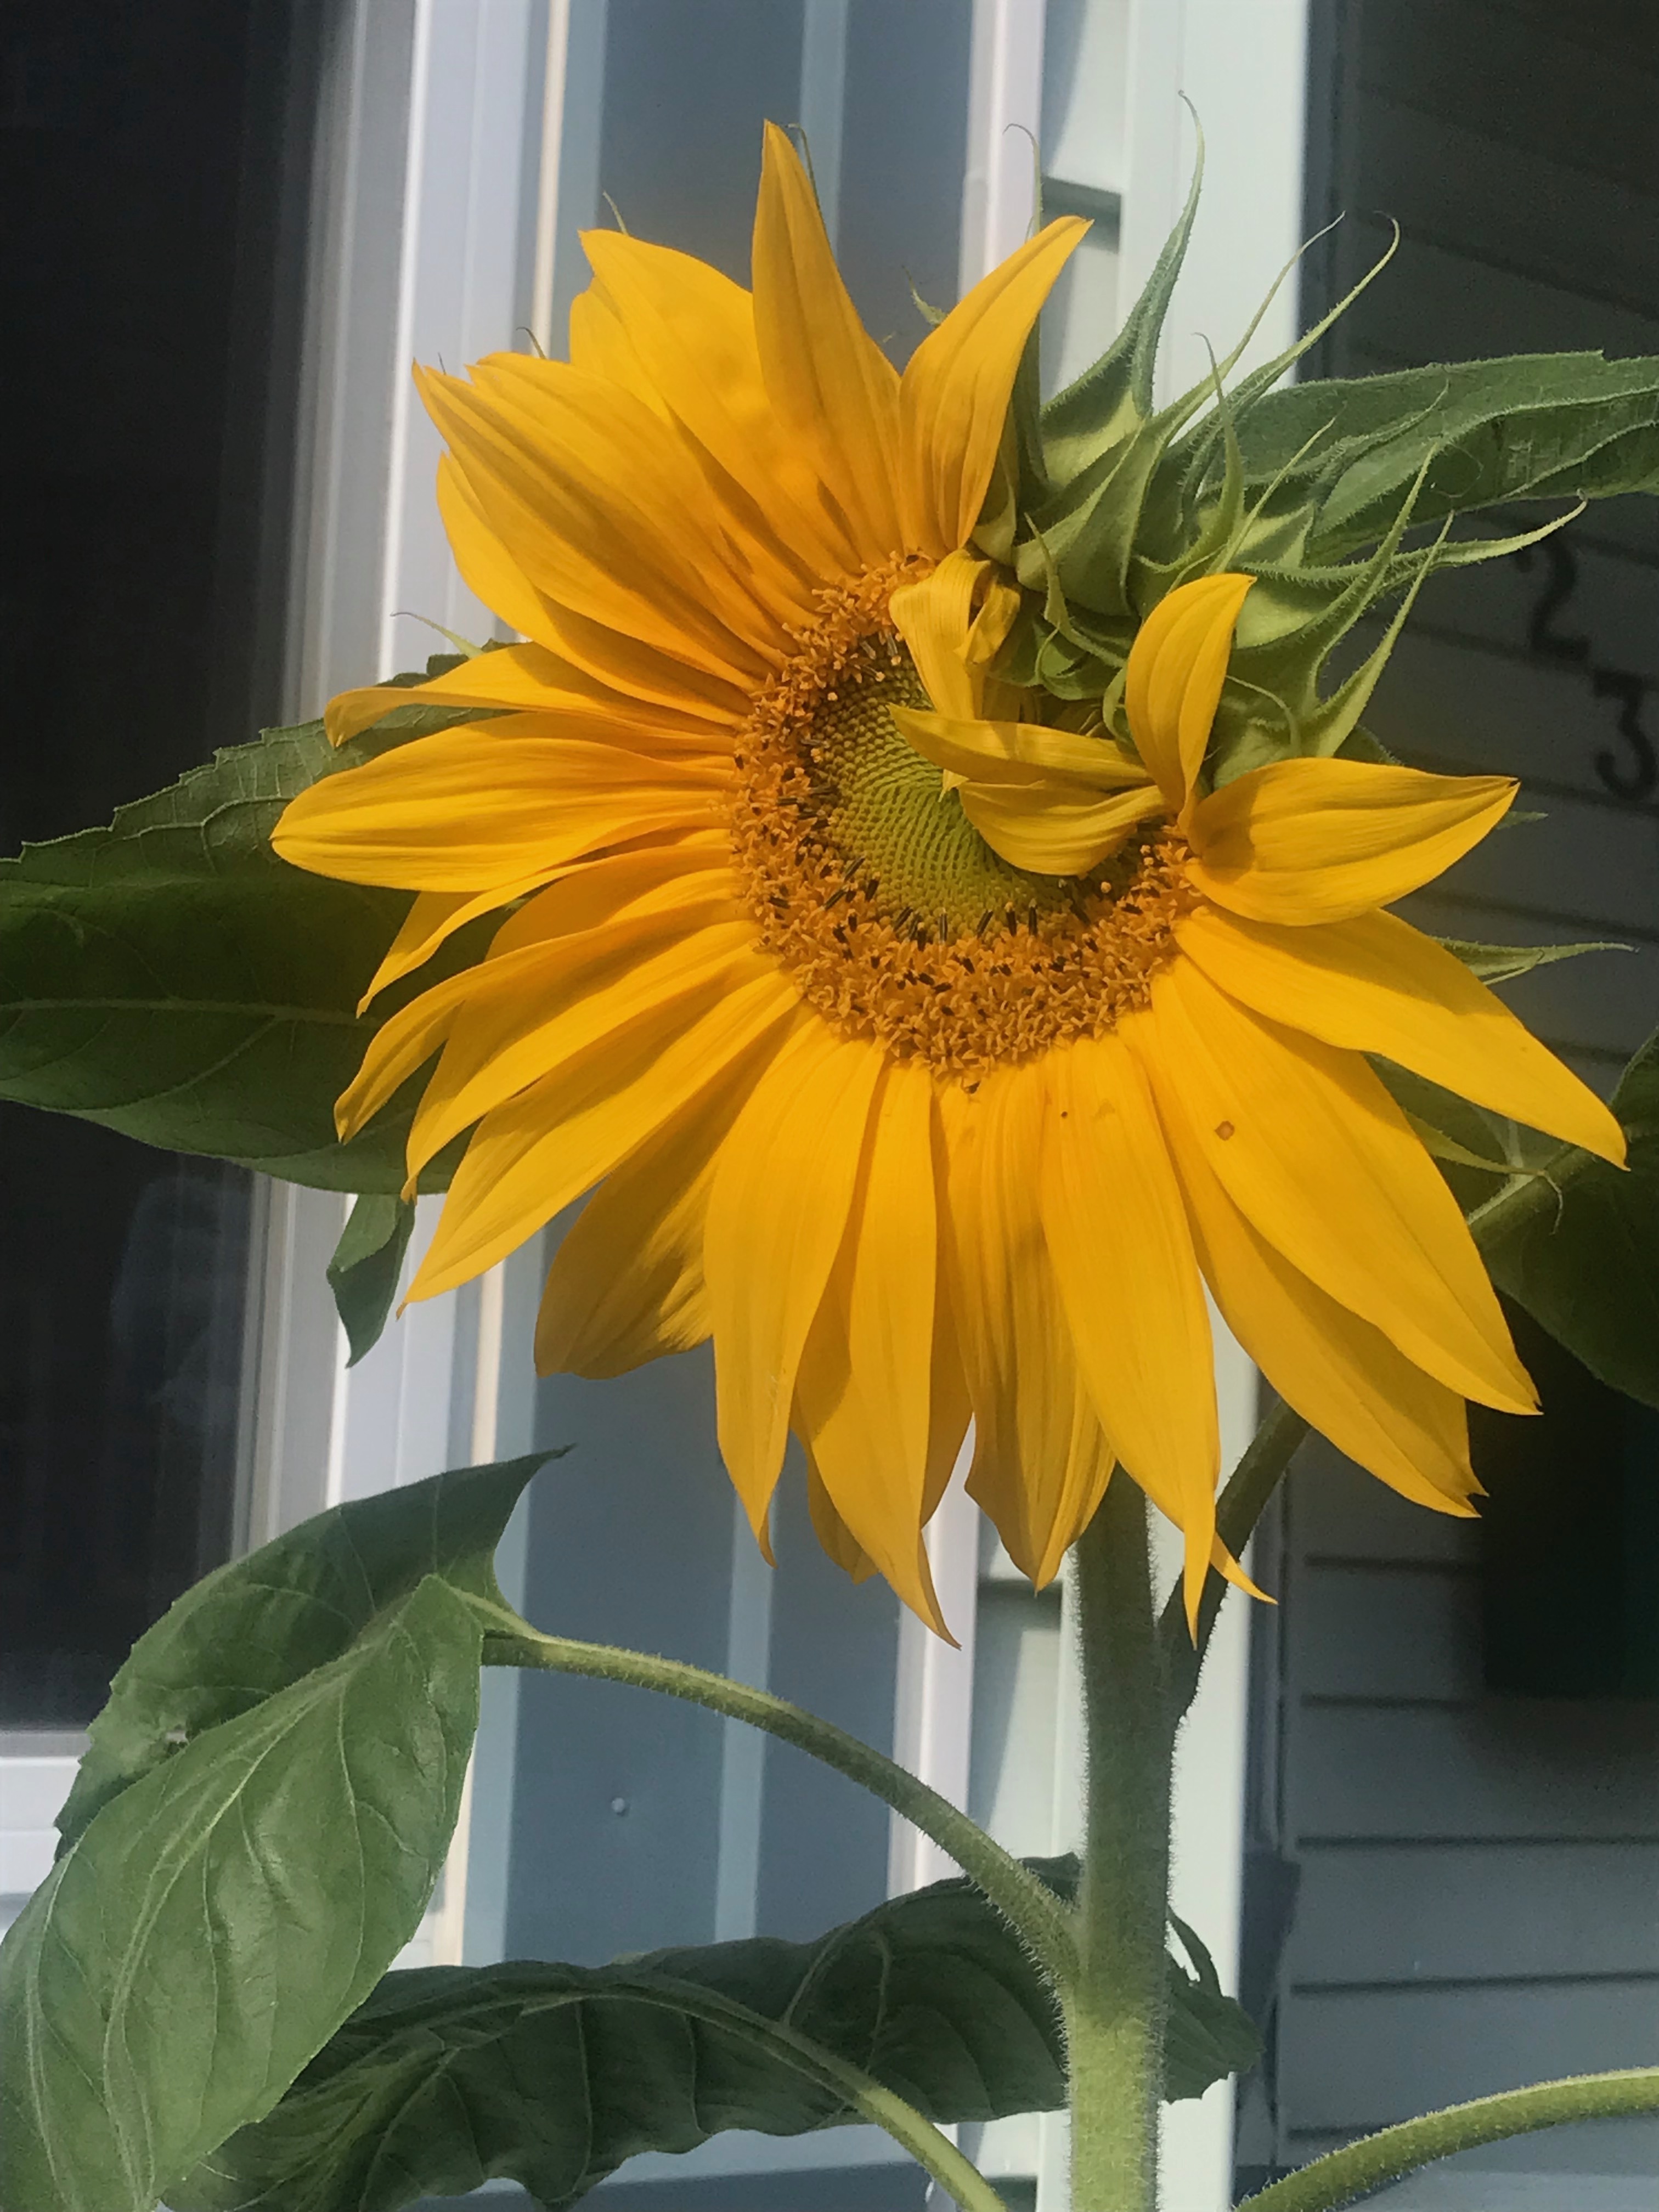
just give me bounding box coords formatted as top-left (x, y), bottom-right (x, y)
top-left (1513, 539), bottom-right (1659, 804)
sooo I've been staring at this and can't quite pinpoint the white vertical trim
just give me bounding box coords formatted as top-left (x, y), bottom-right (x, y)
top-left (529, 0), bottom-right (574, 348)
top-left (887, 1452), bottom-right (981, 1897)
top-left (961, 0), bottom-right (1048, 292)
top-left (799, 0), bottom-right (850, 245)
top-left (713, 1507), bottom-right (776, 1940)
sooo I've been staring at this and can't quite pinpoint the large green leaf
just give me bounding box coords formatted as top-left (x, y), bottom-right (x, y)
top-left (58, 1453), bottom-right (550, 1847)
top-left (0, 666), bottom-right (494, 1191)
top-left (0, 1458), bottom-right (551, 2212)
top-left (1483, 1028), bottom-right (1659, 1409)
top-left (177, 1862), bottom-right (1259, 2212)
top-left (1223, 352), bottom-right (1659, 559)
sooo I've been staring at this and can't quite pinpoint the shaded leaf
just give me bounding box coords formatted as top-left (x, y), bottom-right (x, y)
top-left (1484, 1028), bottom-right (1659, 1409)
top-left (0, 660), bottom-right (498, 1192)
top-left (330, 1193), bottom-right (419, 1365)
top-left (177, 1861), bottom-right (1259, 2212)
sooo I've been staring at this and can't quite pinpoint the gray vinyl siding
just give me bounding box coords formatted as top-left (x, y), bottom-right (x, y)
top-left (1249, 6), bottom-right (1659, 2202)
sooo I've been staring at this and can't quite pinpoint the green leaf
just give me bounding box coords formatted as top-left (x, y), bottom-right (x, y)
top-left (1227, 352), bottom-right (1659, 560)
top-left (330, 1193), bottom-right (418, 1365)
top-left (1166, 1913), bottom-right (1264, 2102)
top-left (57, 1453), bottom-right (550, 1848)
top-left (0, 1457), bottom-right (550, 2212)
top-left (0, 664), bottom-right (496, 1192)
top-left (177, 1862), bottom-right (1259, 2212)
top-left (1483, 1029), bottom-right (1659, 1409)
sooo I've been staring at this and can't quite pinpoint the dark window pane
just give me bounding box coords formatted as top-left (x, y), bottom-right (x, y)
top-left (0, 0), bottom-right (320, 1721)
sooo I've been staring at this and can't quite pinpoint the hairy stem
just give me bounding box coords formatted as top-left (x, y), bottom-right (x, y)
top-left (1066, 1479), bottom-right (1173, 2212)
top-left (1239, 2066), bottom-right (1659, 2210)
top-left (482, 1617), bottom-right (1079, 1990)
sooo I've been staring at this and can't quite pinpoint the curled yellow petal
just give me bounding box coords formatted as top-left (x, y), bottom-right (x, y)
top-left (898, 215), bottom-right (1087, 556)
top-left (960, 778), bottom-right (1166, 875)
top-left (1187, 755), bottom-right (1516, 924)
top-left (1125, 573), bottom-right (1254, 816)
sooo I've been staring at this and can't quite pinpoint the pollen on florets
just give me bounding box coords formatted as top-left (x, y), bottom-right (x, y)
top-left (729, 562), bottom-right (1194, 1078)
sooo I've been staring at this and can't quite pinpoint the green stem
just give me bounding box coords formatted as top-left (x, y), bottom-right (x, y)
top-left (1239, 2066), bottom-right (1659, 2211)
top-left (622, 1977), bottom-right (1010, 2212)
top-left (1066, 1479), bottom-right (1173, 2212)
top-left (481, 1616), bottom-right (1079, 1991)
top-left (1159, 1396), bottom-right (1309, 1724)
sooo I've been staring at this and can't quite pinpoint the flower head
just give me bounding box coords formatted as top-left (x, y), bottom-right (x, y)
top-left (274, 128), bottom-right (1623, 1633)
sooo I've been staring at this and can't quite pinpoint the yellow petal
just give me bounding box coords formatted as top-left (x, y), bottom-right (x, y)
top-left (337, 847), bottom-right (736, 1140)
top-left (960, 777), bottom-right (1165, 875)
top-left (703, 1020), bottom-right (886, 1542)
top-left (892, 707), bottom-right (1152, 791)
top-left (751, 122), bottom-right (903, 567)
top-left (1038, 1038), bottom-right (1220, 1632)
top-left (1155, 1045), bottom-right (1479, 1513)
top-left (407, 917), bottom-right (754, 1181)
top-left (793, 1060), bottom-right (950, 1633)
top-left (1187, 755), bottom-right (1516, 924)
top-left (533, 1065), bottom-right (754, 1379)
top-left (888, 550), bottom-right (984, 720)
top-left (324, 638), bottom-right (735, 753)
top-left (1177, 904), bottom-right (1626, 1165)
top-left (419, 364), bottom-right (776, 685)
top-left (435, 451), bottom-right (561, 647)
top-left (805, 1448), bottom-right (879, 1582)
top-left (407, 963), bottom-right (798, 1300)
top-left (1144, 959), bottom-right (1536, 1413)
top-left (940, 1073), bottom-right (1114, 1589)
top-left (1125, 573), bottom-right (1254, 815)
top-left (580, 228), bottom-right (862, 582)
top-left (898, 216), bottom-right (1087, 557)
top-left (272, 723), bottom-right (727, 890)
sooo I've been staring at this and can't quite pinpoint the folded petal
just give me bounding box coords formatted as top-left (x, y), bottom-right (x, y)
top-left (940, 1073), bottom-right (1113, 1587)
top-left (893, 706), bottom-right (1152, 791)
top-left (1143, 958), bottom-right (1537, 1413)
top-left (899, 216), bottom-right (1086, 557)
top-left (1187, 755), bottom-right (1516, 924)
top-left (1125, 573), bottom-right (1254, 816)
top-left (751, 122), bottom-right (903, 567)
top-left (1038, 1035), bottom-right (1220, 1629)
top-left (960, 777), bottom-right (1165, 875)
top-left (703, 1020), bottom-right (887, 1542)
top-left (1155, 1045), bottom-right (1480, 1514)
top-left (888, 550), bottom-right (983, 720)
top-left (1177, 904), bottom-right (1626, 1165)
top-left (793, 1060), bottom-right (949, 1632)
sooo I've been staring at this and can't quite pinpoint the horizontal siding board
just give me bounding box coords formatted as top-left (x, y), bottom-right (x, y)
top-left (1354, 97), bottom-right (1659, 320)
top-left (1414, 540), bottom-right (1659, 696)
top-left (1359, 0), bottom-right (1659, 195)
top-left (1290, 1704), bottom-right (1659, 1843)
top-left (1286, 1843), bottom-right (1659, 1984)
top-left (1426, 795), bottom-right (1658, 938)
top-left (1289, 1566), bottom-right (1481, 1704)
top-left (1291, 1444), bottom-right (1481, 1566)
top-left (1280, 1981), bottom-right (1659, 2131)
top-left (1403, 891), bottom-right (1655, 1065)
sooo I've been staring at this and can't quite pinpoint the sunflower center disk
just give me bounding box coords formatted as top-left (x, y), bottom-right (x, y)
top-left (729, 572), bottom-right (1194, 1077)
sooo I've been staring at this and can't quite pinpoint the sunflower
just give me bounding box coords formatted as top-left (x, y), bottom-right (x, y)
top-left (274, 126), bottom-right (1623, 1634)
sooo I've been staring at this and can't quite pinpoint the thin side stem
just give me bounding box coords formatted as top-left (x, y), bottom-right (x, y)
top-left (1066, 1479), bottom-right (1173, 2212)
top-left (481, 1617), bottom-right (1079, 1990)
top-left (1239, 2066), bottom-right (1659, 2211)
